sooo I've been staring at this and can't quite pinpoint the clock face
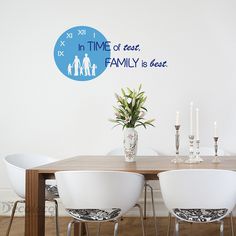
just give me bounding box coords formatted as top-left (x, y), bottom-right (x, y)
top-left (54, 26), bottom-right (111, 81)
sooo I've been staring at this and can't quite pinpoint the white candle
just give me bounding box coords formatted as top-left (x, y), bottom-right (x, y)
top-left (196, 108), bottom-right (199, 140)
top-left (175, 111), bottom-right (180, 126)
top-left (190, 102), bottom-right (193, 135)
top-left (214, 121), bottom-right (217, 137)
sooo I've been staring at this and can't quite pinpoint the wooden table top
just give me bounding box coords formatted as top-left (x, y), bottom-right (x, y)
top-left (25, 155), bottom-right (236, 236)
top-left (33, 155), bottom-right (236, 177)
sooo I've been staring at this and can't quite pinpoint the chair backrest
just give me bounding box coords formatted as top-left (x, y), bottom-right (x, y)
top-left (159, 169), bottom-right (236, 221)
top-left (4, 154), bottom-right (56, 198)
top-left (107, 147), bottom-right (159, 156)
top-left (55, 171), bottom-right (144, 216)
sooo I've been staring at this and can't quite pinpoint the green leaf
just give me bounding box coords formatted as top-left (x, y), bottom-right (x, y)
top-left (135, 122), bottom-right (147, 129)
top-left (112, 123), bottom-right (123, 129)
top-left (138, 84), bottom-right (142, 92)
top-left (113, 106), bottom-right (120, 112)
top-left (121, 88), bottom-right (126, 97)
top-left (108, 119), bottom-right (117, 123)
top-left (147, 123), bottom-right (155, 127)
top-left (141, 106), bottom-right (147, 111)
top-left (145, 119), bottom-right (155, 123)
top-left (131, 97), bottom-right (136, 108)
top-left (137, 91), bottom-right (145, 98)
top-left (127, 87), bottom-right (133, 96)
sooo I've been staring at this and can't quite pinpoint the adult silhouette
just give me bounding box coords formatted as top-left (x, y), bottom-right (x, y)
top-left (83, 53), bottom-right (91, 76)
top-left (72, 56), bottom-right (81, 76)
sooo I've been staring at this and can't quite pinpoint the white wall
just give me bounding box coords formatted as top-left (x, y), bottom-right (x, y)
top-left (1, 0), bottom-right (236, 216)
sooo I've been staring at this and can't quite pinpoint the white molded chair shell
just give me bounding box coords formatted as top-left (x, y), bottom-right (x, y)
top-left (106, 147), bottom-right (158, 235)
top-left (158, 169), bottom-right (236, 222)
top-left (4, 154), bottom-right (56, 198)
top-left (107, 147), bottom-right (159, 156)
top-left (55, 171), bottom-right (144, 216)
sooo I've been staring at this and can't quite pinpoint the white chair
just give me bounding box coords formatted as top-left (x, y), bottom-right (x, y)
top-left (159, 169), bottom-right (236, 236)
top-left (3, 153), bottom-right (59, 236)
top-left (55, 170), bottom-right (145, 236)
top-left (107, 147), bottom-right (158, 236)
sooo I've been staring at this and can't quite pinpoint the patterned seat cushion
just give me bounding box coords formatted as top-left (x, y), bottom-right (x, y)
top-left (173, 208), bottom-right (228, 222)
top-left (66, 208), bottom-right (121, 221)
top-left (45, 184), bottom-right (59, 198)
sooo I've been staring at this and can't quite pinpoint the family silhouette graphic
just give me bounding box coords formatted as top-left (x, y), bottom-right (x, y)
top-left (67, 54), bottom-right (97, 78)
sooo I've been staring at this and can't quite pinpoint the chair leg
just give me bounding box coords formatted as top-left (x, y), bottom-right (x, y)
top-left (174, 218), bottom-right (179, 236)
top-left (96, 223), bottom-right (101, 236)
top-left (134, 203), bottom-right (146, 236)
top-left (167, 212), bottom-right (172, 236)
top-left (46, 199), bottom-right (60, 236)
top-left (114, 221), bottom-right (119, 236)
top-left (5, 200), bottom-right (25, 236)
top-left (146, 183), bottom-right (158, 236)
top-left (67, 220), bottom-right (75, 236)
top-left (144, 182), bottom-right (147, 219)
top-left (230, 212), bottom-right (234, 236)
top-left (219, 220), bottom-right (224, 236)
top-left (79, 223), bottom-right (83, 236)
top-left (85, 223), bottom-right (89, 236)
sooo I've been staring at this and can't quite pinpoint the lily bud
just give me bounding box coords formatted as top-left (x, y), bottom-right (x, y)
top-left (140, 111), bottom-right (145, 118)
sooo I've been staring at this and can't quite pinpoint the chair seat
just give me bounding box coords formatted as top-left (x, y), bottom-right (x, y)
top-left (45, 184), bottom-right (59, 199)
top-left (173, 208), bottom-right (228, 222)
top-left (66, 208), bottom-right (121, 221)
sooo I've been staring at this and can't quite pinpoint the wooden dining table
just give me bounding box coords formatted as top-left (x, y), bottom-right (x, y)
top-left (25, 155), bottom-right (236, 236)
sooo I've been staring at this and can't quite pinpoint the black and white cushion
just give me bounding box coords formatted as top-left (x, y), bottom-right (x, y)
top-left (173, 208), bottom-right (228, 222)
top-left (66, 208), bottom-right (121, 221)
top-left (45, 184), bottom-right (59, 198)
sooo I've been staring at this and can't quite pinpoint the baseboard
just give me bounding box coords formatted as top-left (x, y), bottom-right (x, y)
top-left (0, 188), bottom-right (168, 217)
top-left (3, 187), bottom-right (235, 218)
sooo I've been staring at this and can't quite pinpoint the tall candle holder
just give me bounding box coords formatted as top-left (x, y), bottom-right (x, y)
top-left (171, 125), bottom-right (183, 163)
top-left (212, 137), bottom-right (221, 163)
top-left (185, 135), bottom-right (199, 163)
top-left (195, 139), bottom-right (203, 162)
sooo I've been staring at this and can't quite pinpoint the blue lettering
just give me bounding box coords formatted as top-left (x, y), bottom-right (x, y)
top-left (87, 41), bottom-right (111, 51)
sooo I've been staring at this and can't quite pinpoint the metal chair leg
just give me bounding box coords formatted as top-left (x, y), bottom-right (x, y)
top-left (146, 183), bottom-right (158, 236)
top-left (67, 220), bottom-right (75, 236)
top-left (230, 212), bottom-right (234, 236)
top-left (144, 182), bottom-right (147, 219)
top-left (96, 223), bottom-right (101, 236)
top-left (134, 203), bottom-right (146, 236)
top-left (220, 220), bottom-right (224, 236)
top-left (114, 221), bottom-right (119, 236)
top-left (5, 200), bottom-right (25, 236)
top-left (174, 218), bottom-right (179, 236)
top-left (53, 200), bottom-right (60, 236)
top-left (46, 199), bottom-right (60, 236)
top-left (167, 212), bottom-right (172, 236)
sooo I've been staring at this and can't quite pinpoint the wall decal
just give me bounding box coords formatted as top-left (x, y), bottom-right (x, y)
top-left (54, 26), bottom-right (111, 81)
top-left (54, 26), bottom-right (167, 82)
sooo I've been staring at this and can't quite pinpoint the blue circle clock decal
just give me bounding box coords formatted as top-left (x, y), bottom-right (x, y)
top-left (54, 26), bottom-right (111, 81)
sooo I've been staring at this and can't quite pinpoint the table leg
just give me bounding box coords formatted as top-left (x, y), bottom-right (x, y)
top-left (74, 222), bottom-right (87, 236)
top-left (25, 170), bottom-right (45, 236)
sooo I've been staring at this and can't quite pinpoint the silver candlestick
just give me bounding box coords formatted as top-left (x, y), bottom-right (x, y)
top-left (195, 139), bottom-right (203, 162)
top-left (171, 125), bottom-right (183, 163)
top-left (185, 135), bottom-right (198, 163)
top-left (212, 137), bottom-right (221, 163)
